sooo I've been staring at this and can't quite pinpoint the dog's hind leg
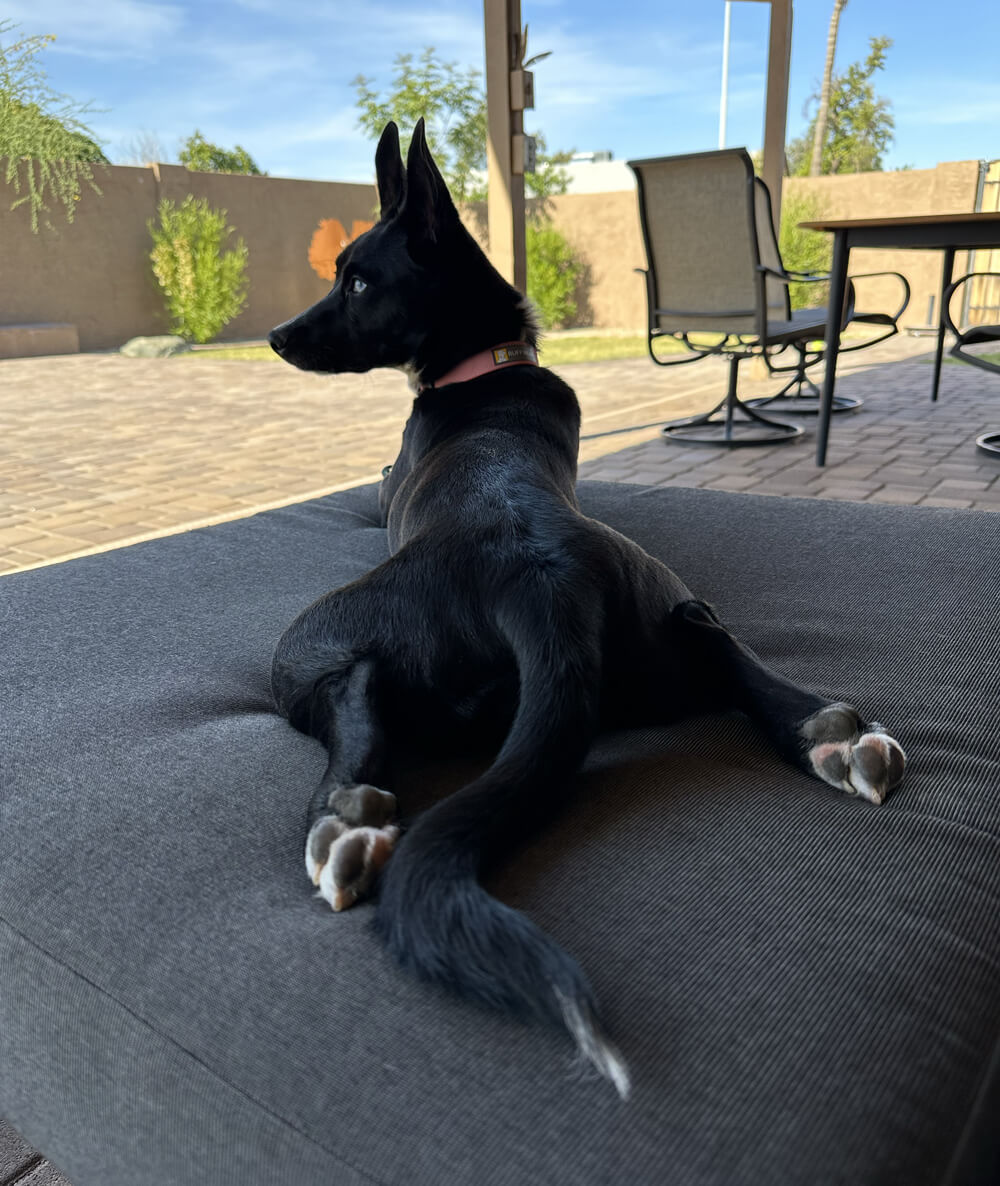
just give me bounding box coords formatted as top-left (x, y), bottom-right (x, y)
top-left (669, 600), bottom-right (906, 804)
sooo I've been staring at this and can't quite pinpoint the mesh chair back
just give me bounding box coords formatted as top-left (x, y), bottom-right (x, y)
top-left (628, 149), bottom-right (763, 335)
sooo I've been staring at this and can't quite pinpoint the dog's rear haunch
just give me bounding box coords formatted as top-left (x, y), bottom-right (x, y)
top-left (268, 121), bottom-right (905, 1099)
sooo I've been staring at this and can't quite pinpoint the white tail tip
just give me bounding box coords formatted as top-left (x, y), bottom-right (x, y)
top-left (554, 987), bottom-right (632, 1100)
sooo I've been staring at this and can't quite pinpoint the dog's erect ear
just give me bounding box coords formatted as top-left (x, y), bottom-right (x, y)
top-left (375, 122), bottom-right (405, 221)
top-left (403, 117), bottom-right (457, 253)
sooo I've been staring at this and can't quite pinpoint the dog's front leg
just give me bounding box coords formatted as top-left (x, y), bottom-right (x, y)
top-left (278, 653), bottom-right (399, 912)
top-left (305, 769), bottom-right (399, 912)
top-left (306, 812), bottom-right (399, 913)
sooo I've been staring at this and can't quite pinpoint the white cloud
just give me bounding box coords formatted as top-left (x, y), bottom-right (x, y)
top-left (3, 0), bottom-right (184, 59)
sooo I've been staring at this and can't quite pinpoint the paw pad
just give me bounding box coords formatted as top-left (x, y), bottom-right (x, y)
top-left (305, 815), bottom-right (399, 911)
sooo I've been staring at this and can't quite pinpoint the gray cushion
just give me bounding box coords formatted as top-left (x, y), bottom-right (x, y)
top-left (1, 481), bottom-right (998, 1186)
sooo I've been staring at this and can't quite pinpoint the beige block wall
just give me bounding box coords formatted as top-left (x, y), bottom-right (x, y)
top-left (0, 160), bottom-right (376, 350)
top-left (0, 157), bottom-right (986, 348)
top-left (536, 192), bottom-right (647, 331)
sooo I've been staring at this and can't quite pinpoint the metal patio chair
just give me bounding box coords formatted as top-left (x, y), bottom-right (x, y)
top-left (628, 148), bottom-right (910, 446)
top-left (942, 270), bottom-right (1000, 456)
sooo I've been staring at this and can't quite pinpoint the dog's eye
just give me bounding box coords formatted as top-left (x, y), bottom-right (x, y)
top-left (348, 276), bottom-right (367, 295)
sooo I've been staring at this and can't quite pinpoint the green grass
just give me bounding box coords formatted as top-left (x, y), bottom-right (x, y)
top-left (182, 334), bottom-right (692, 366)
top-left (932, 351), bottom-right (1000, 367)
top-left (185, 344), bottom-right (277, 361)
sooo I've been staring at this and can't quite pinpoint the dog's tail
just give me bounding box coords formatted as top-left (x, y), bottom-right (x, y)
top-left (374, 574), bottom-right (631, 1098)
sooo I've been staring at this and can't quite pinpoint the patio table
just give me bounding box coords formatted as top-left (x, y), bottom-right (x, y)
top-left (801, 212), bottom-right (1000, 465)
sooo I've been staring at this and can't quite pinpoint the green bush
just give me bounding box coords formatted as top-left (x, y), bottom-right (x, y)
top-left (778, 190), bottom-right (832, 311)
top-left (148, 196), bottom-right (249, 343)
top-left (526, 218), bottom-right (581, 330)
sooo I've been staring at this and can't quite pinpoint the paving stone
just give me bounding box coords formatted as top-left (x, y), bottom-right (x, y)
top-left (871, 486), bottom-right (927, 504)
top-left (921, 496), bottom-right (975, 508)
top-left (931, 478), bottom-right (994, 493)
top-left (3, 335), bottom-right (1000, 576)
top-left (703, 474), bottom-right (761, 491)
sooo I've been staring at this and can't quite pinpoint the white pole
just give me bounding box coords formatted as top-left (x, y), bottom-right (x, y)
top-left (719, 1), bottom-right (732, 149)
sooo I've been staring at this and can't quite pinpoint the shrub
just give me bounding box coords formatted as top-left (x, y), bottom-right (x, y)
top-left (526, 218), bottom-right (581, 330)
top-left (778, 189), bottom-right (832, 310)
top-left (148, 196), bottom-right (249, 343)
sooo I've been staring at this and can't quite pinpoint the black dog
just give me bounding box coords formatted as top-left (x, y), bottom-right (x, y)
top-left (268, 121), bottom-right (905, 1097)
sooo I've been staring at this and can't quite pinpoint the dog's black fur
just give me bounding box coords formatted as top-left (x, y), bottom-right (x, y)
top-left (268, 121), bottom-right (905, 1096)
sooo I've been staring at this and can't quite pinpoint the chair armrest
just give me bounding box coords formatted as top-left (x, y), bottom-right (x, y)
top-left (756, 265), bottom-right (827, 286)
top-left (942, 272), bottom-right (1000, 337)
top-left (756, 266), bottom-right (854, 330)
top-left (844, 270), bottom-right (910, 324)
top-left (760, 266), bottom-right (909, 319)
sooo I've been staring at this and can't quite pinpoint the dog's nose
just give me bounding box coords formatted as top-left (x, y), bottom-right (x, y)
top-left (268, 324), bottom-right (290, 355)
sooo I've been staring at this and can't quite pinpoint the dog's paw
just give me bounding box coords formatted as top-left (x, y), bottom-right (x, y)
top-left (801, 702), bottom-right (906, 805)
top-left (306, 815), bottom-right (400, 912)
top-left (326, 784), bottom-right (397, 828)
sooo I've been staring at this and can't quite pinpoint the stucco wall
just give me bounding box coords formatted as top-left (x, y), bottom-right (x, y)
top-left (0, 161), bottom-right (375, 350)
top-left (0, 157), bottom-right (986, 349)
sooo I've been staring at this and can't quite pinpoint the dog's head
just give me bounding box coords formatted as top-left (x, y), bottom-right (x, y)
top-left (268, 120), bottom-right (463, 375)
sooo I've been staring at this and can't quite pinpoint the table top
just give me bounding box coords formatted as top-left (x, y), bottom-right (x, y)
top-left (800, 211), bottom-right (1000, 232)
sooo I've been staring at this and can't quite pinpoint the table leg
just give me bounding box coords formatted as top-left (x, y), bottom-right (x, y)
top-left (930, 246), bottom-right (956, 402)
top-left (816, 230), bottom-right (849, 466)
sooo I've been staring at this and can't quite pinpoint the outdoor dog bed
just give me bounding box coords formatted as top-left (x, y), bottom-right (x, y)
top-left (1, 480), bottom-right (997, 1185)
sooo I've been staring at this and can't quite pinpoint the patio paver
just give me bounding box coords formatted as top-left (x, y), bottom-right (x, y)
top-left (1, 333), bottom-right (998, 576)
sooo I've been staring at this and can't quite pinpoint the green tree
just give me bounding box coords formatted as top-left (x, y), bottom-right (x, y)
top-left (354, 48), bottom-right (487, 201)
top-left (353, 45), bottom-right (578, 326)
top-left (353, 46), bottom-right (569, 203)
top-left (179, 129), bottom-right (264, 175)
top-left (148, 196), bottom-right (249, 343)
top-left (0, 20), bottom-right (107, 231)
top-left (788, 36), bottom-right (894, 176)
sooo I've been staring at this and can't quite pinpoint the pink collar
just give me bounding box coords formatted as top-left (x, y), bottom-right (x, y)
top-left (420, 342), bottom-right (539, 391)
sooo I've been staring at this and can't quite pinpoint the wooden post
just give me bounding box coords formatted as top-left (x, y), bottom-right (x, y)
top-left (484, 0), bottom-right (526, 292)
top-left (761, 0), bottom-right (792, 224)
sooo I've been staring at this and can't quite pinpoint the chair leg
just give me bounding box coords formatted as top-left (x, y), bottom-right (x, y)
top-left (661, 354), bottom-right (803, 447)
top-left (745, 345), bottom-right (862, 416)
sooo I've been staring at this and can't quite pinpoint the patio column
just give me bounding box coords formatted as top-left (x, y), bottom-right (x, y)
top-left (761, 0), bottom-right (792, 223)
top-left (484, 0), bottom-right (527, 292)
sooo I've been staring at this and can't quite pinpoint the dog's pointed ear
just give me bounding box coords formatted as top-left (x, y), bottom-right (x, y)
top-left (403, 117), bottom-right (457, 254)
top-left (375, 122), bottom-right (404, 221)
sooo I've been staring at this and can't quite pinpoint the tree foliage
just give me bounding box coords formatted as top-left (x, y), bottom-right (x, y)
top-left (525, 220), bottom-right (580, 328)
top-left (778, 190), bottom-right (832, 309)
top-left (353, 45), bottom-right (579, 325)
top-left (148, 196), bottom-right (249, 343)
top-left (179, 129), bottom-right (264, 175)
top-left (0, 20), bottom-right (107, 231)
top-left (788, 36), bottom-right (895, 176)
top-left (353, 46), bottom-right (569, 202)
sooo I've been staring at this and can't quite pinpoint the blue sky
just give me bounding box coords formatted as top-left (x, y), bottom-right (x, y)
top-left (5, 0), bottom-right (998, 181)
